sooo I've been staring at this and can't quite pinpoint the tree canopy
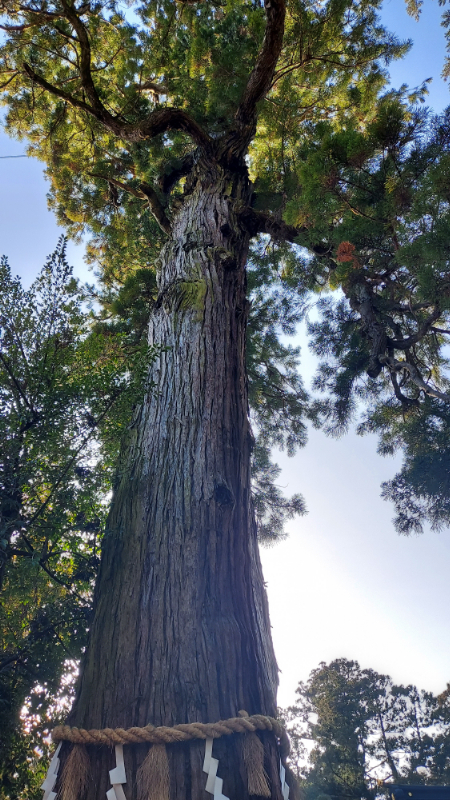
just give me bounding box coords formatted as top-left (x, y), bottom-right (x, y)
top-left (1, 0), bottom-right (448, 535)
top-left (282, 98), bottom-right (450, 533)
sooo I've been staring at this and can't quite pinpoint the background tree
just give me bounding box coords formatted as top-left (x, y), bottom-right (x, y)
top-left (0, 240), bottom-right (151, 798)
top-left (284, 658), bottom-right (450, 800)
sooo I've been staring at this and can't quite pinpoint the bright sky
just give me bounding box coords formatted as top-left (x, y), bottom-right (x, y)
top-left (1, 0), bottom-right (449, 710)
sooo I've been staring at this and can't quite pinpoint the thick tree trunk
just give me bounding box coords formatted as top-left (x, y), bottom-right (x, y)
top-left (65, 160), bottom-right (280, 799)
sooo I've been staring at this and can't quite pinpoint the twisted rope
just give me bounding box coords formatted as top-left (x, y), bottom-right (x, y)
top-left (52, 713), bottom-right (289, 754)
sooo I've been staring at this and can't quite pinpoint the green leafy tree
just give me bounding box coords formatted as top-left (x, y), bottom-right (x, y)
top-left (285, 659), bottom-right (450, 800)
top-left (0, 0), bottom-right (442, 796)
top-left (0, 239), bottom-right (151, 797)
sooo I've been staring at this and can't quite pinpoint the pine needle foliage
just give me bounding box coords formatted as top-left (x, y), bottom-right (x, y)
top-left (279, 97), bottom-right (450, 533)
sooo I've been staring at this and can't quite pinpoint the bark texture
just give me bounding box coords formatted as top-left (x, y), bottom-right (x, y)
top-left (65, 159), bottom-right (281, 800)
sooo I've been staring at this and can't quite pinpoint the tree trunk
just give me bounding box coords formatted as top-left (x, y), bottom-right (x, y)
top-left (65, 159), bottom-right (280, 799)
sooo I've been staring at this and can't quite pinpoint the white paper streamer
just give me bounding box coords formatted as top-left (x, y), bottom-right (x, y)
top-left (203, 737), bottom-right (230, 800)
top-left (280, 760), bottom-right (290, 800)
top-left (106, 744), bottom-right (127, 800)
top-left (41, 742), bottom-right (62, 800)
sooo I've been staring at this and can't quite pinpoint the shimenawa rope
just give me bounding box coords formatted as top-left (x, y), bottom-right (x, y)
top-left (49, 712), bottom-right (290, 800)
top-left (52, 712), bottom-right (289, 753)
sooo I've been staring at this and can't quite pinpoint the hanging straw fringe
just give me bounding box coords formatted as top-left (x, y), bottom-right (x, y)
top-left (242, 732), bottom-right (271, 797)
top-left (137, 743), bottom-right (170, 800)
top-left (59, 744), bottom-right (90, 800)
top-left (50, 711), bottom-right (289, 800)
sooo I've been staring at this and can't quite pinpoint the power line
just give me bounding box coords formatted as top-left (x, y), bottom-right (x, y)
top-left (0, 154), bottom-right (28, 159)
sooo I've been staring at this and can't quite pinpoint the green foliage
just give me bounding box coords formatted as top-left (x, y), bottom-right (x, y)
top-left (0, 239), bottom-right (153, 796)
top-left (0, 0), bottom-right (417, 545)
top-left (249, 0), bottom-right (409, 213)
top-left (380, 399), bottom-right (450, 534)
top-left (247, 240), bottom-right (310, 456)
top-left (0, 0), bottom-right (405, 548)
top-left (284, 658), bottom-right (450, 799)
top-left (0, 0), bottom-right (407, 286)
top-left (246, 240), bottom-right (312, 540)
top-left (251, 440), bottom-right (305, 544)
top-left (279, 99), bottom-right (450, 532)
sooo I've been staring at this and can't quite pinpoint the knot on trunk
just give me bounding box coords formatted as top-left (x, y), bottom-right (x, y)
top-left (213, 247), bottom-right (238, 271)
top-left (214, 483), bottom-right (234, 506)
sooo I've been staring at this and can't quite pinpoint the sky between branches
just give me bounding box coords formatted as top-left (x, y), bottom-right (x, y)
top-left (0, 0), bottom-right (450, 708)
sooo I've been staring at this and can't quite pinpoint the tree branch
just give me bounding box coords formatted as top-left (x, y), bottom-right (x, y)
top-left (390, 367), bottom-right (419, 408)
top-left (238, 206), bottom-right (330, 254)
top-left (0, 350), bottom-right (35, 413)
top-left (390, 307), bottom-right (441, 350)
top-left (139, 80), bottom-right (170, 96)
top-left (23, 63), bottom-right (212, 149)
top-left (139, 183), bottom-right (172, 234)
top-left (431, 326), bottom-right (450, 335)
top-left (380, 355), bottom-right (450, 403)
top-left (90, 173), bottom-right (171, 233)
top-left (159, 153), bottom-right (195, 196)
top-left (347, 280), bottom-right (388, 379)
top-left (59, 0), bottom-right (105, 115)
top-left (90, 172), bottom-right (145, 200)
top-left (235, 0), bottom-right (286, 129)
top-left (23, 391), bottom-right (121, 531)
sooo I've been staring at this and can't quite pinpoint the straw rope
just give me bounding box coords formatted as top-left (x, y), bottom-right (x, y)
top-left (52, 713), bottom-right (288, 752)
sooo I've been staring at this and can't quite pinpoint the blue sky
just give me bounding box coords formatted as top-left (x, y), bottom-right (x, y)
top-left (1, 0), bottom-right (450, 707)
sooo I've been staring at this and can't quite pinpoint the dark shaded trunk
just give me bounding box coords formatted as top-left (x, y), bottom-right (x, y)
top-left (66, 160), bottom-right (280, 799)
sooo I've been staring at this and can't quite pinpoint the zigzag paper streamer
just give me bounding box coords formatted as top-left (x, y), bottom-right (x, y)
top-left (106, 744), bottom-right (127, 800)
top-left (280, 761), bottom-right (290, 800)
top-left (41, 742), bottom-right (62, 800)
top-left (203, 737), bottom-right (230, 800)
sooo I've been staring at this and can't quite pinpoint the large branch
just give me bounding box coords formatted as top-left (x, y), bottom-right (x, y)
top-left (235, 0), bottom-right (286, 128)
top-left (238, 206), bottom-right (330, 254)
top-left (90, 173), bottom-right (171, 233)
top-left (348, 280), bottom-right (388, 379)
top-left (139, 182), bottom-right (172, 234)
top-left (60, 0), bottom-right (105, 115)
top-left (159, 153), bottom-right (195, 196)
top-left (238, 206), bottom-right (299, 241)
top-left (390, 368), bottom-right (420, 408)
top-left (380, 355), bottom-right (450, 403)
top-left (390, 307), bottom-right (441, 350)
top-left (22, 64), bottom-right (211, 149)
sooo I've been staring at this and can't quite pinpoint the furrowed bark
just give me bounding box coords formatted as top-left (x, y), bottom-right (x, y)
top-left (65, 159), bottom-right (281, 800)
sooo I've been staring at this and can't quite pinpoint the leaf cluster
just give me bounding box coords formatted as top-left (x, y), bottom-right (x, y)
top-left (279, 98), bottom-right (450, 532)
top-left (0, 238), bottom-right (153, 795)
top-left (0, 0), bottom-right (407, 284)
